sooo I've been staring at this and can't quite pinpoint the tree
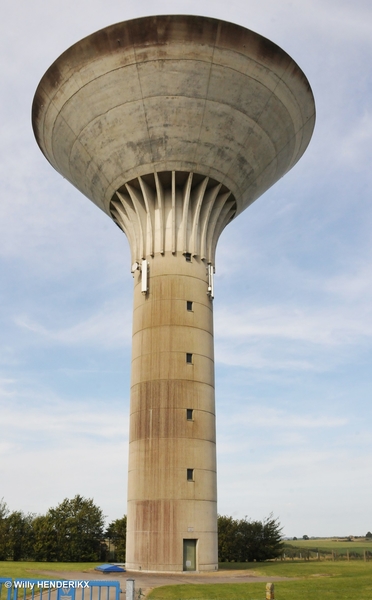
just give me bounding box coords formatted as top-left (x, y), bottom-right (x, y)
top-left (32, 514), bottom-right (57, 561)
top-left (106, 516), bottom-right (127, 561)
top-left (0, 499), bottom-right (10, 560)
top-left (47, 495), bottom-right (105, 561)
top-left (218, 514), bottom-right (283, 562)
top-left (217, 515), bottom-right (239, 562)
top-left (236, 515), bottom-right (283, 562)
top-left (303, 534), bottom-right (309, 540)
top-left (366, 531), bottom-right (372, 539)
top-left (7, 511), bottom-right (34, 561)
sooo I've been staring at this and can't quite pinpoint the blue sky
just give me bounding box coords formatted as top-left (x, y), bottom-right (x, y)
top-left (1, 0), bottom-right (371, 537)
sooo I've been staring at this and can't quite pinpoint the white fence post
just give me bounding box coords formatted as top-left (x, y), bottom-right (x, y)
top-left (126, 579), bottom-right (135, 600)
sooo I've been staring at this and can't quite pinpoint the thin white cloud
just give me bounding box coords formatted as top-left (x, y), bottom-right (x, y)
top-left (0, 381), bottom-right (130, 521)
top-left (215, 303), bottom-right (372, 350)
top-left (14, 302), bottom-right (132, 348)
top-left (307, 0), bottom-right (372, 44)
top-left (325, 263), bottom-right (372, 300)
top-left (0, 378), bottom-right (16, 396)
top-left (1, 405), bottom-right (128, 440)
top-left (223, 407), bottom-right (347, 430)
top-left (338, 112), bottom-right (372, 170)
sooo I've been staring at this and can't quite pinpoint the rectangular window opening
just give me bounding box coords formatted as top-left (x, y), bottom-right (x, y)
top-left (186, 408), bottom-right (193, 420)
top-left (186, 353), bottom-right (193, 364)
top-left (186, 301), bottom-right (193, 311)
top-left (187, 468), bottom-right (194, 481)
top-left (185, 252), bottom-right (192, 262)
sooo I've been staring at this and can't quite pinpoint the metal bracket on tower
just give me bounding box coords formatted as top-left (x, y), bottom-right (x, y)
top-left (207, 263), bottom-right (214, 299)
top-left (141, 259), bottom-right (148, 294)
top-left (131, 262), bottom-right (139, 277)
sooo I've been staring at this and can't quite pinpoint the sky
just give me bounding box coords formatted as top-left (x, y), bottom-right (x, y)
top-left (0, 0), bottom-right (371, 538)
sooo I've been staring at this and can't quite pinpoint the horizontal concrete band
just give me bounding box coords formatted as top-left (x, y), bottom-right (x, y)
top-left (128, 443), bottom-right (217, 472)
top-left (127, 455), bottom-right (217, 470)
top-left (130, 380), bottom-right (215, 412)
top-left (131, 355), bottom-right (215, 386)
top-left (132, 327), bottom-right (213, 359)
top-left (132, 322), bottom-right (214, 338)
top-left (127, 472), bottom-right (217, 500)
top-left (133, 301), bottom-right (213, 332)
top-left (129, 409), bottom-right (215, 441)
top-left (127, 487), bottom-right (217, 502)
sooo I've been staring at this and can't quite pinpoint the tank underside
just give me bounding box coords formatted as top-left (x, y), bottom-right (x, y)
top-left (32, 15), bottom-right (315, 223)
top-left (110, 171), bottom-right (236, 266)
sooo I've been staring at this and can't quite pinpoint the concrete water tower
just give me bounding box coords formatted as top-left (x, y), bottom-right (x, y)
top-left (32, 15), bottom-right (315, 573)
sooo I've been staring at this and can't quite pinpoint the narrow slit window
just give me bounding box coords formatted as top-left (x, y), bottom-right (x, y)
top-left (187, 469), bottom-right (194, 481)
top-left (186, 353), bottom-right (193, 364)
top-left (186, 301), bottom-right (193, 311)
top-left (185, 252), bottom-right (192, 262)
top-left (186, 408), bottom-right (193, 420)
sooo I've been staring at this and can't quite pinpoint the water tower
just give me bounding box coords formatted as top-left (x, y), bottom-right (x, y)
top-left (32, 15), bottom-right (315, 573)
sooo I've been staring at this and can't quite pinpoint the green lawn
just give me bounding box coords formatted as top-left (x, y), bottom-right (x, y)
top-left (148, 561), bottom-right (372, 600)
top-left (0, 562), bottom-right (101, 580)
top-left (2, 560), bottom-right (372, 600)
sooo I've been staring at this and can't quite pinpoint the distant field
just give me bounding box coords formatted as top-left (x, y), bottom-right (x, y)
top-left (285, 538), bottom-right (372, 556)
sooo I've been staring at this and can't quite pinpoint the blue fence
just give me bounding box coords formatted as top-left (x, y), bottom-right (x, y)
top-left (0, 580), bottom-right (121, 600)
top-left (0, 578), bottom-right (12, 600)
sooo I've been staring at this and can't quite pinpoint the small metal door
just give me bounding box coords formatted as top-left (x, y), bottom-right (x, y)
top-left (183, 539), bottom-right (197, 571)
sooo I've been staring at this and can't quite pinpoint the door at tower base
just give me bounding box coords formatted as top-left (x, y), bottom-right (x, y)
top-left (183, 539), bottom-right (197, 571)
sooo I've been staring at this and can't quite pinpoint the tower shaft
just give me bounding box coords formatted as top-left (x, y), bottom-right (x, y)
top-left (127, 253), bottom-right (217, 571)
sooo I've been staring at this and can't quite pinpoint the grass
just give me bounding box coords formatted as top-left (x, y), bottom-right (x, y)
top-left (0, 562), bottom-right (101, 580)
top-left (2, 560), bottom-right (372, 600)
top-left (0, 562), bottom-right (105, 600)
top-left (148, 561), bottom-right (372, 600)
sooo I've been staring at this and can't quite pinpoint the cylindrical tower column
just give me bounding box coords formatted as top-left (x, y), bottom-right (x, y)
top-left (127, 253), bottom-right (217, 571)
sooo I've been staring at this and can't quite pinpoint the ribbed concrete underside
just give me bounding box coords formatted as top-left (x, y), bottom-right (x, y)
top-left (110, 171), bottom-right (236, 265)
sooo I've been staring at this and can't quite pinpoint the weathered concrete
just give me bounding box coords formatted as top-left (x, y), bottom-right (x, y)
top-left (32, 15), bottom-right (315, 574)
top-left (128, 251), bottom-right (217, 571)
top-left (32, 15), bottom-right (315, 225)
top-left (111, 172), bottom-right (234, 268)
